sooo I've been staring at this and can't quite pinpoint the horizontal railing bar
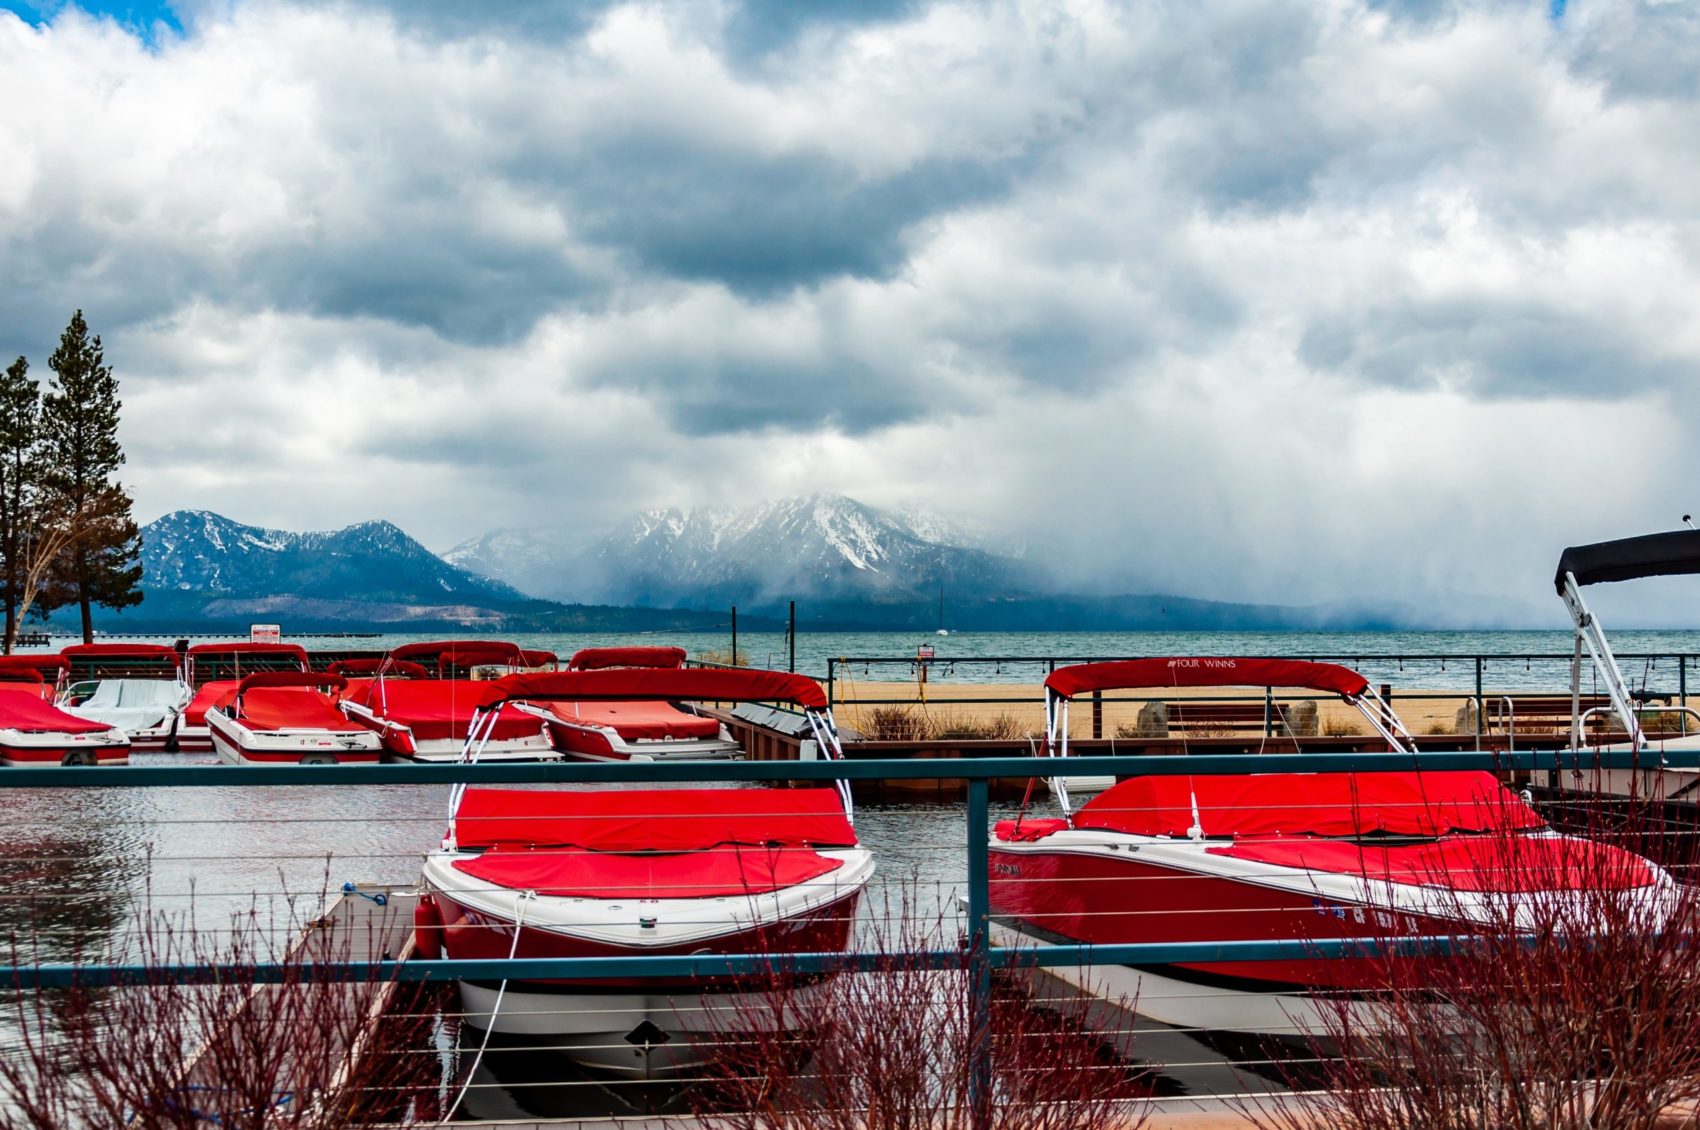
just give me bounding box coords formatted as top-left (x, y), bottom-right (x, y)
top-left (0, 749), bottom-right (1686, 787)
top-left (829, 653), bottom-right (1700, 663)
top-left (1, 935), bottom-right (1469, 988)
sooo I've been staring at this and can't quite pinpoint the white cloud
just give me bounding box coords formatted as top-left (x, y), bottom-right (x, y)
top-left (1, 0), bottom-right (1697, 617)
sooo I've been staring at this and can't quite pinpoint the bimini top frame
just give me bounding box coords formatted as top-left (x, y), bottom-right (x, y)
top-left (1042, 657), bottom-right (1417, 817)
top-left (1554, 527), bottom-right (1700, 752)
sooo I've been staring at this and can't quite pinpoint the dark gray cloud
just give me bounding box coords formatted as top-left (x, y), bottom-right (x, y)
top-left (555, 146), bottom-right (1015, 296)
top-left (1299, 299), bottom-right (1698, 399)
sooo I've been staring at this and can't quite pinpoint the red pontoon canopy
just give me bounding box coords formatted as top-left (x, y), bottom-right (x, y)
top-left (491, 668), bottom-right (828, 710)
top-left (343, 680), bottom-right (535, 741)
top-left (1074, 771), bottom-right (1543, 840)
top-left (187, 642), bottom-right (311, 662)
top-left (568, 646), bottom-right (687, 671)
top-left (0, 689), bottom-right (112, 734)
top-left (1046, 658), bottom-right (1369, 700)
top-left (61, 643), bottom-right (182, 659)
top-left (238, 689), bottom-right (366, 733)
top-left (389, 640), bottom-right (523, 669)
top-left (518, 649), bottom-right (558, 669)
top-left (0, 656), bottom-right (69, 676)
top-left (454, 787), bottom-right (857, 851)
top-left (545, 700), bottom-right (721, 740)
top-left (60, 643), bottom-right (183, 676)
top-left (455, 844), bottom-right (843, 899)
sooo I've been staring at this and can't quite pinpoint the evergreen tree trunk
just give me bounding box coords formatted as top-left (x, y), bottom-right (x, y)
top-left (0, 355), bottom-right (45, 655)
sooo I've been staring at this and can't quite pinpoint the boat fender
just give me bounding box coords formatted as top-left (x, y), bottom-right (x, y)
top-left (413, 895), bottom-right (444, 960)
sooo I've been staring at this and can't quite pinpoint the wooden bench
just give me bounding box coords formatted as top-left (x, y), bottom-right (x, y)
top-left (1466, 695), bottom-right (1685, 742)
top-left (1164, 701), bottom-right (1293, 737)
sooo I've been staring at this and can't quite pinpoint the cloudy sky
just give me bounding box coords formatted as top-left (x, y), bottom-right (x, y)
top-left (1, 0), bottom-right (1696, 621)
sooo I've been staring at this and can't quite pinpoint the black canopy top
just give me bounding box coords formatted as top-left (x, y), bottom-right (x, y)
top-left (1555, 529), bottom-right (1700, 593)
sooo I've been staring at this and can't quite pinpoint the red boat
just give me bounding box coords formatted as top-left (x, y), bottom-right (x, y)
top-left (58, 643), bottom-right (188, 751)
top-left (339, 678), bottom-right (557, 763)
top-left (992, 658), bottom-right (1671, 1035)
top-left (387, 640), bottom-right (528, 678)
top-left (173, 643), bottom-right (310, 752)
top-left (205, 673), bottom-right (383, 765)
top-left (417, 667), bottom-right (870, 1077)
top-left (524, 647), bottom-right (741, 762)
top-left (0, 688), bottom-right (130, 766)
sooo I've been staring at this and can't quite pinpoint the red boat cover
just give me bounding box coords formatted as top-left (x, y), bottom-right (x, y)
top-left (518, 649), bottom-right (558, 668)
top-left (342, 680), bottom-right (537, 741)
top-left (0, 689), bottom-right (112, 734)
top-left (183, 681), bottom-right (239, 726)
top-left (389, 640), bottom-right (523, 669)
top-left (1208, 835), bottom-right (1659, 892)
top-left (239, 689), bottom-right (365, 733)
top-left (187, 642), bottom-right (311, 662)
top-left (453, 787), bottom-right (858, 851)
top-left (1046, 658), bottom-right (1369, 699)
top-left (568, 646), bottom-right (687, 671)
top-left (1072, 772), bottom-right (1544, 839)
top-left (545, 701), bottom-right (721, 740)
top-left (492, 668), bottom-right (828, 710)
top-left (453, 844), bottom-right (844, 898)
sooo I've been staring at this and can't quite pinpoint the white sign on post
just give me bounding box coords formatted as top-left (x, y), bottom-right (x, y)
top-left (250, 624), bottom-right (282, 644)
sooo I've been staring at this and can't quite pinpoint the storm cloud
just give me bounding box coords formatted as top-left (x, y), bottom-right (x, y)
top-left (2, 0), bottom-right (1698, 619)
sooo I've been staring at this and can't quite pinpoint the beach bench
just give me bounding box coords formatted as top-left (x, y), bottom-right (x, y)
top-left (1463, 695), bottom-right (1650, 743)
top-left (1129, 700), bottom-right (1300, 739)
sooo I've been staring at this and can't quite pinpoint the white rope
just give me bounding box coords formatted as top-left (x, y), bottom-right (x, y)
top-left (441, 888), bottom-right (534, 1121)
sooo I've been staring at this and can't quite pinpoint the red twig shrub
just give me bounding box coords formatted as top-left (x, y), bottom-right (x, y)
top-left (688, 892), bottom-right (1149, 1129)
top-left (1246, 795), bottom-right (1700, 1130)
top-left (0, 893), bottom-right (442, 1129)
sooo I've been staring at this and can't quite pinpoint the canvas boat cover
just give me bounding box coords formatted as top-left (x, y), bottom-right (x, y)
top-left (238, 689), bottom-right (366, 733)
top-left (183, 681), bottom-right (239, 726)
top-left (453, 843), bottom-right (844, 898)
top-left (67, 679), bottom-right (188, 728)
top-left (545, 700), bottom-right (721, 740)
top-left (1555, 529), bottom-right (1700, 592)
top-left (0, 689), bottom-right (113, 734)
top-left (1050, 771), bottom-right (1544, 840)
top-left (568, 646), bottom-right (688, 671)
top-left (492, 668), bottom-right (829, 710)
top-left (187, 642), bottom-right (310, 663)
top-left (454, 786), bottom-right (857, 852)
top-left (1046, 658), bottom-right (1369, 700)
top-left (518, 649), bottom-right (558, 669)
top-left (343, 679), bottom-right (539, 741)
top-left (1207, 835), bottom-right (1659, 892)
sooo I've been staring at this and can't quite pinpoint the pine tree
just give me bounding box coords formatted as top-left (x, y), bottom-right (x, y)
top-left (0, 356), bottom-right (50, 652)
top-left (40, 311), bottom-right (142, 643)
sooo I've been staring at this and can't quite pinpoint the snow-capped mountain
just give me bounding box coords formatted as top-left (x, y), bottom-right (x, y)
top-left (141, 510), bottom-right (525, 610)
top-left (446, 495), bottom-right (1035, 609)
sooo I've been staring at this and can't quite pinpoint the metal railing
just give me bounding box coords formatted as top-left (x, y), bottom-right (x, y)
top-left (3, 748), bottom-right (1697, 1126)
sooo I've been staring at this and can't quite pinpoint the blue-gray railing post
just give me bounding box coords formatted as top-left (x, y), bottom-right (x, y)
top-left (1475, 658), bottom-right (1485, 748)
top-left (827, 659), bottom-right (836, 710)
top-left (1683, 657), bottom-right (1690, 737)
top-left (966, 776), bottom-right (991, 1129)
